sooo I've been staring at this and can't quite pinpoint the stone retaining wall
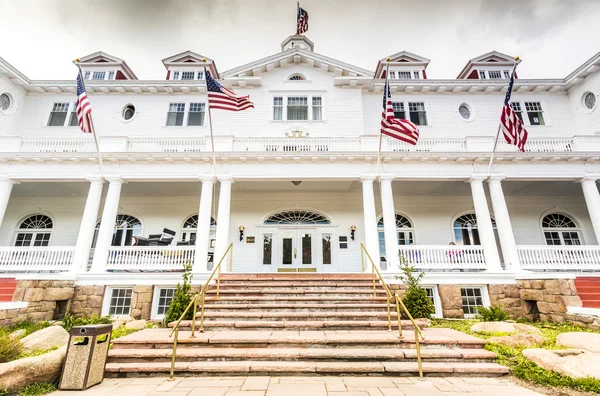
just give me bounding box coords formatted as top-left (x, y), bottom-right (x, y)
top-left (70, 286), bottom-right (105, 318)
top-left (7, 280), bottom-right (75, 322)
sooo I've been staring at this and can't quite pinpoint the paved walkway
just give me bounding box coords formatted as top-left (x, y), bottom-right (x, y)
top-left (52, 376), bottom-right (544, 395)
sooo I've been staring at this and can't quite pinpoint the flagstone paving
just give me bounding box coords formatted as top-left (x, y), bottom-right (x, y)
top-left (51, 376), bottom-right (545, 395)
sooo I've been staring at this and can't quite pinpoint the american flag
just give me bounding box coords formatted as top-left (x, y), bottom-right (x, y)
top-left (297, 6), bottom-right (309, 34)
top-left (76, 74), bottom-right (93, 133)
top-left (206, 71), bottom-right (254, 111)
top-left (500, 70), bottom-right (528, 151)
top-left (380, 80), bottom-right (419, 145)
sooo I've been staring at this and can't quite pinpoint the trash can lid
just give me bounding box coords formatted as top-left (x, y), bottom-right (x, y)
top-left (70, 324), bottom-right (113, 336)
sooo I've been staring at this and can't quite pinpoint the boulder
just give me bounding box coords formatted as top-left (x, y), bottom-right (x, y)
top-left (0, 345), bottom-right (67, 391)
top-left (9, 329), bottom-right (26, 339)
top-left (556, 332), bottom-right (600, 353)
top-left (488, 333), bottom-right (546, 348)
top-left (112, 320), bottom-right (125, 329)
top-left (124, 319), bottom-right (147, 330)
top-left (471, 321), bottom-right (515, 334)
top-left (20, 326), bottom-right (69, 353)
top-left (523, 348), bottom-right (600, 380)
top-left (512, 323), bottom-right (543, 335)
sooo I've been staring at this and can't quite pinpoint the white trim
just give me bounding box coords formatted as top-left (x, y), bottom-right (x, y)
top-left (120, 103), bottom-right (138, 124)
top-left (76, 272), bottom-right (210, 286)
top-left (459, 285), bottom-right (491, 319)
top-left (582, 91), bottom-right (598, 113)
top-left (567, 306), bottom-right (600, 316)
top-left (151, 285), bottom-right (176, 320)
top-left (0, 301), bottom-right (27, 310)
top-left (385, 272), bottom-right (516, 285)
top-left (0, 92), bottom-right (16, 115)
top-left (101, 285), bottom-right (133, 317)
top-left (423, 285), bottom-right (443, 318)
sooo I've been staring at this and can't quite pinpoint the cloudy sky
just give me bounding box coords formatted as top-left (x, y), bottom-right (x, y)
top-left (1, 0), bottom-right (599, 80)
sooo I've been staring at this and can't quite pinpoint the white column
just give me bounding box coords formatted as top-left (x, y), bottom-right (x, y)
top-left (469, 177), bottom-right (502, 271)
top-left (361, 176), bottom-right (380, 270)
top-left (91, 178), bottom-right (123, 272)
top-left (72, 177), bottom-right (105, 273)
top-left (488, 177), bottom-right (522, 272)
top-left (580, 177), bottom-right (600, 244)
top-left (379, 176), bottom-right (399, 270)
top-left (0, 177), bottom-right (15, 229)
top-left (193, 177), bottom-right (214, 273)
top-left (213, 176), bottom-right (233, 272)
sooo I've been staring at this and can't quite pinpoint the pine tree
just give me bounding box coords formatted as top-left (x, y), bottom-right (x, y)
top-left (397, 255), bottom-right (435, 319)
top-left (164, 261), bottom-right (194, 325)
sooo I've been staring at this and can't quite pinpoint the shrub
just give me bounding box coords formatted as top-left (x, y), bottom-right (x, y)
top-left (477, 305), bottom-right (509, 322)
top-left (0, 334), bottom-right (23, 363)
top-left (62, 314), bottom-right (111, 331)
top-left (19, 383), bottom-right (56, 396)
top-left (397, 256), bottom-right (435, 319)
top-left (164, 261), bottom-right (194, 325)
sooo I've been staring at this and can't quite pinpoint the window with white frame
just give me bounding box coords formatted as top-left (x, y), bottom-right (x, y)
top-left (155, 288), bottom-right (175, 317)
top-left (187, 103), bottom-right (205, 126)
top-left (510, 102), bottom-right (523, 122)
top-left (273, 97), bottom-right (283, 120)
top-left (478, 70), bottom-right (510, 79)
top-left (181, 214), bottom-right (216, 243)
top-left (84, 71), bottom-right (91, 80)
top-left (408, 102), bottom-right (427, 125)
top-left (14, 214), bottom-right (53, 247)
top-left (397, 71), bottom-right (412, 79)
top-left (392, 102), bottom-right (405, 119)
top-left (181, 71), bottom-right (195, 80)
top-left (422, 286), bottom-right (442, 318)
top-left (172, 71), bottom-right (180, 80)
top-left (413, 71), bottom-right (421, 79)
top-left (287, 96), bottom-right (308, 120)
top-left (389, 70), bottom-right (420, 79)
top-left (524, 102), bottom-right (545, 125)
top-left (461, 287), bottom-right (487, 317)
top-left (108, 71), bottom-right (115, 80)
top-left (273, 95), bottom-right (324, 121)
top-left (453, 214), bottom-right (496, 245)
top-left (166, 103), bottom-right (185, 126)
top-left (92, 71), bottom-right (106, 80)
top-left (47, 102), bottom-right (71, 126)
top-left (389, 71), bottom-right (396, 79)
top-left (312, 97), bottom-right (322, 121)
top-left (378, 214), bottom-right (414, 265)
top-left (503, 70), bottom-right (510, 79)
top-left (197, 71), bottom-right (204, 80)
top-left (93, 214), bottom-right (142, 248)
top-left (488, 70), bottom-right (502, 79)
top-left (68, 105), bottom-right (79, 127)
top-left (542, 213), bottom-right (582, 246)
top-left (106, 288), bottom-right (133, 316)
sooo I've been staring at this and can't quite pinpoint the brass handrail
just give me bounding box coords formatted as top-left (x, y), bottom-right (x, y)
top-left (167, 242), bottom-right (233, 380)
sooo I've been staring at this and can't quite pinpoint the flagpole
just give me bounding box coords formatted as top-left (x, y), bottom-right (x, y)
top-left (376, 58), bottom-right (390, 178)
top-left (296, 2), bottom-right (300, 35)
top-left (75, 59), bottom-right (104, 174)
top-left (202, 59), bottom-right (218, 176)
top-left (487, 56), bottom-right (521, 175)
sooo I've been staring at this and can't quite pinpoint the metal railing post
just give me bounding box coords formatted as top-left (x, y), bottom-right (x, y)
top-left (395, 293), bottom-right (403, 339)
top-left (190, 295), bottom-right (197, 338)
top-left (386, 296), bottom-right (392, 331)
top-left (414, 328), bottom-right (423, 378)
top-left (199, 292), bottom-right (206, 332)
top-left (168, 328), bottom-right (178, 381)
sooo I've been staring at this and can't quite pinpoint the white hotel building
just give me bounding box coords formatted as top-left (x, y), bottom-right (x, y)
top-left (1, 35), bottom-right (600, 321)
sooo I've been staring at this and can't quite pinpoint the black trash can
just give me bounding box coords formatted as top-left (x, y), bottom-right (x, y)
top-left (59, 324), bottom-right (113, 390)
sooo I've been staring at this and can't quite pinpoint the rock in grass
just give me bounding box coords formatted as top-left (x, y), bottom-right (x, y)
top-left (523, 348), bottom-right (600, 380)
top-left (0, 345), bottom-right (67, 391)
top-left (471, 321), bottom-right (515, 334)
top-left (124, 319), bottom-right (146, 330)
top-left (20, 326), bottom-right (69, 353)
top-left (556, 332), bottom-right (600, 353)
top-left (488, 332), bottom-right (546, 348)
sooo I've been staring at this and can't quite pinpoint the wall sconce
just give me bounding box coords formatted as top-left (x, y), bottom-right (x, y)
top-left (350, 225), bottom-right (356, 241)
top-left (239, 225), bottom-right (245, 241)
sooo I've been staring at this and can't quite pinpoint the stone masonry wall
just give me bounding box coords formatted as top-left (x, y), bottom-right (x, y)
top-left (70, 286), bottom-right (105, 318)
top-left (130, 286), bottom-right (153, 320)
top-left (437, 285), bottom-right (464, 318)
top-left (6, 280), bottom-right (75, 322)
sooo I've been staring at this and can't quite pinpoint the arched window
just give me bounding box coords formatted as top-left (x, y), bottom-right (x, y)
top-left (542, 213), bottom-right (582, 245)
top-left (93, 214), bottom-right (142, 247)
top-left (14, 214), bottom-right (53, 246)
top-left (181, 214), bottom-right (216, 242)
top-left (453, 213), bottom-right (496, 245)
top-left (264, 210), bottom-right (330, 225)
top-left (378, 214), bottom-right (414, 261)
top-left (288, 74), bottom-right (306, 81)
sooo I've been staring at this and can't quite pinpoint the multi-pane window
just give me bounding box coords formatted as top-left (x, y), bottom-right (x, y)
top-left (273, 97), bottom-right (283, 120)
top-left (488, 70), bottom-right (502, 79)
top-left (166, 103), bottom-right (185, 126)
top-left (287, 97), bottom-right (308, 120)
top-left (408, 102), bottom-right (427, 125)
top-left (263, 234), bottom-right (273, 265)
top-left (389, 71), bottom-right (420, 79)
top-left (378, 214), bottom-right (414, 264)
top-left (478, 70), bottom-right (509, 79)
top-left (312, 97), bottom-right (322, 121)
top-left (423, 287), bottom-right (436, 311)
top-left (108, 71), bottom-right (115, 80)
top-left (392, 102), bottom-right (405, 119)
top-left (197, 71), bottom-right (204, 80)
top-left (92, 71), bottom-right (106, 80)
top-left (503, 71), bottom-right (510, 79)
top-left (84, 71), bottom-right (91, 80)
top-left (172, 71), bottom-right (180, 80)
top-left (14, 214), bottom-right (53, 247)
top-left (413, 71), bottom-right (421, 79)
top-left (69, 106), bottom-right (79, 127)
top-left (156, 288), bottom-right (175, 316)
top-left (108, 288), bottom-right (132, 316)
top-left (389, 71), bottom-right (396, 79)
top-left (181, 71), bottom-right (195, 80)
top-left (478, 71), bottom-right (486, 79)
top-left (524, 102), bottom-right (545, 125)
top-left (47, 103), bottom-right (70, 126)
top-left (461, 287), bottom-right (485, 316)
top-left (398, 71), bottom-right (412, 79)
top-left (187, 103), bottom-right (205, 126)
top-left (322, 234), bottom-right (332, 265)
top-left (542, 213), bottom-right (582, 246)
top-left (511, 102), bottom-right (523, 122)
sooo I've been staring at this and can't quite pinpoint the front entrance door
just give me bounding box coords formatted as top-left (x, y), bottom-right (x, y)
top-left (279, 230), bottom-right (316, 272)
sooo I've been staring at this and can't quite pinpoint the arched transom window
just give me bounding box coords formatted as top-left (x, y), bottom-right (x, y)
top-left (264, 210), bottom-right (330, 225)
top-left (181, 214), bottom-right (216, 242)
top-left (378, 214), bottom-right (414, 261)
top-left (453, 213), bottom-right (496, 246)
top-left (542, 213), bottom-right (582, 245)
top-left (93, 214), bottom-right (142, 247)
top-left (288, 74), bottom-right (306, 81)
top-left (14, 214), bottom-right (53, 247)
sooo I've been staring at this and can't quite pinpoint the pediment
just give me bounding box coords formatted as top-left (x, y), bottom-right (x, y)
top-left (470, 51), bottom-right (516, 64)
top-left (384, 51), bottom-right (430, 64)
top-left (162, 50), bottom-right (219, 77)
top-left (76, 51), bottom-right (124, 65)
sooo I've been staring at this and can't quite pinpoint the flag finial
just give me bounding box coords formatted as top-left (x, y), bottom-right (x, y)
top-left (202, 58), bottom-right (207, 62)
top-left (514, 56), bottom-right (520, 61)
top-left (386, 57), bottom-right (391, 62)
top-left (76, 58), bottom-right (81, 63)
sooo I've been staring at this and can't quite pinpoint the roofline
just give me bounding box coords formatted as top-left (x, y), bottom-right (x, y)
top-left (565, 51), bottom-right (600, 83)
top-left (0, 57), bottom-right (30, 85)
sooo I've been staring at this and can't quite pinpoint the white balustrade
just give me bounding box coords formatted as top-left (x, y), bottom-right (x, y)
top-left (387, 138), bottom-right (467, 152)
top-left (397, 245), bottom-right (487, 271)
top-left (21, 140), bottom-right (95, 153)
top-left (0, 247), bottom-right (75, 272)
top-left (497, 139), bottom-right (573, 152)
top-left (105, 246), bottom-right (196, 271)
top-left (128, 139), bottom-right (207, 152)
top-left (234, 138), bottom-right (361, 152)
top-left (518, 245), bottom-right (600, 271)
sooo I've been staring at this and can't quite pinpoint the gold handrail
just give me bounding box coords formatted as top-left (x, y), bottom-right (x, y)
top-left (167, 242), bottom-right (233, 380)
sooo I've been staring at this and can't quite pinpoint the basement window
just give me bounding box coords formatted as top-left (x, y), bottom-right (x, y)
top-left (152, 287), bottom-right (175, 319)
top-left (105, 287), bottom-right (132, 316)
top-left (460, 286), bottom-right (488, 318)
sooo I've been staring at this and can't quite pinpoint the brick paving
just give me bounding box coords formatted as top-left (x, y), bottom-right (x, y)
top-left (51, 376), bottom-right (544, 395)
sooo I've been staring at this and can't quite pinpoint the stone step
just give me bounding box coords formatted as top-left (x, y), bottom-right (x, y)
top-left (197, 311), bottom-right (401, 321)
top-left (171, 320), bottom-right (416, 331)
top-left (204, 296), bottom-right (388, 303)
top-left (214, 281), bottom-right (380, 287)
top-left (107, 347), bottom-right (497, 363)
top-left (201, 303), bottom-right (390, 311)
top-left (105, 360), bottom-right (508, 377)
top-left (208, 284), bottom-right (381, 290)
top-left (575, 285), bottom-right (600, 293)
top-left (205, 289), bottom-right (388, 296)
top-left (219, 274), bottom-right (374, 281)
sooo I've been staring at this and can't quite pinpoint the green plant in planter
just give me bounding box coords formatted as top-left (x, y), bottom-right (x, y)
top-left (164, 261), bottom-right (194, 325)
top-left (477, 305), bottom-right (509, 322)
top-left (397, 255), bottom-right (435, 319)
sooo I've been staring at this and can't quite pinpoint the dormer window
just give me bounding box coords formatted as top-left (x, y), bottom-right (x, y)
top-left (478, 70), bottom-right (510, 79)
top-left (181, 71), bottom-right (195, 80)
top-left (92, 71), bottom-right (106, 80)
top-left (388, 70), bottom-right (422, 80)
top-left (170, 71), bottom-right (204, 80)
top-left (108, 71), bottom-right (115, 80)
top-left (289, 74), bottom-right (306, 81)
top-left (84, 71), bottom-right (91, 80)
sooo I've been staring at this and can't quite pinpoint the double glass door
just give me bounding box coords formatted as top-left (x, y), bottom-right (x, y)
top-left (280, 230), bottom-right (316, 271)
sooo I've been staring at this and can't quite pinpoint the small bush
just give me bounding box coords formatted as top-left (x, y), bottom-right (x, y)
top-left (164, 261), bottom-right (194, 325)
top-left (397, 256), bottom-right (435, 319)
top-left (62, 314), bottom-right (111, 331)
top-left (19, 383), bottom-right (56, 396)
top-left (477, 305), bottom-right (509, 322)
top-left (0, 334), bottom-right (23, 363)
top-left (0, 389), bottom-right (9, 396)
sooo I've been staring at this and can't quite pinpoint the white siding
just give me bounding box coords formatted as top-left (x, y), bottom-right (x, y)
top-left (0, 75), bottom-right (27, 136)
top-left (568, 70), bottom-right (600, 135)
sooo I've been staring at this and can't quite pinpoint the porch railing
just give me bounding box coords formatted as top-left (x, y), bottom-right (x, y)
top-left (21, 140), bottom-right (95, 153)
top-left (0, 247), bottom-right (75, 272)
top-left (497, 139), bottom-right (573, 152)
top-left (105, 246), bottom-right (196, 271)
top-left (128, 139), bottom-right (207, 153)
top-left (388, 138), bottom-right (467, 152)
top-left (234, 138), bottom-right (361, 152)
top-left (398, 245), bottom-right (487, 271)
top-left (518, 245), bottom-right (600, 271)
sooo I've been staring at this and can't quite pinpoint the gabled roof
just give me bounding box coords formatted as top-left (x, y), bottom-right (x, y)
top-left (457, 50), bottom-right (517, 78)
top-left (73, 51), bottom-right (138, 80)
top-left (565, 51), bottom-right (600, 89)
top-left (221, 47), bottom-right (374, 79)
top-left (161, 50), bottom-right (219, 78)
top-left (374, 51), bottom-right (431, 78)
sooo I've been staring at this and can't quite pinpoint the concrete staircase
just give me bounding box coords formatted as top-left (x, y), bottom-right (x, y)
top-left (575, 277), bottom-right (600, 308)
top-left (106, 274), bottom-right (508, 377)
top-left (0, 278), bottom-right (17, 302)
